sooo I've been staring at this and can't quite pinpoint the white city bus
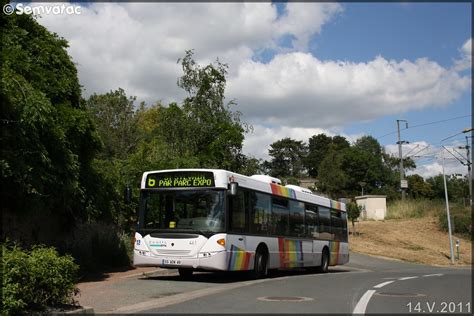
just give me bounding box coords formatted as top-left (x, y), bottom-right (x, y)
top-left (133, 169), bottom-right (349, 278)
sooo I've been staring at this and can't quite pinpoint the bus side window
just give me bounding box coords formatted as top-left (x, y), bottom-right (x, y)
top-left (341, 212), bottom-right (348, 242)
top-left (289, 201), bottom-right (305, 237)
top-left (305, 204), bottom-right (319, 238)
top-left (229, 190), bottom-right (247, 233)
top-left (250, 192), bottom-right (271, 235)
top-left (271, 197), bottom-right (289, 236)
top-left (319, 207), bottom-right (332, 240)
top-left (330, 209), bottom-right (341, 241)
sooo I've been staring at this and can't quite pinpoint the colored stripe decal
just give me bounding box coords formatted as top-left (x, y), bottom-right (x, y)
top-left (278, 238), bottom-right (303, 268)
top-left (228, 245), bottom-right (252, 271)
top-left (330, 200), bottom-right (342, 210)
top-left (270, 183), bottom-right (296, 199)
top-left (329, 241), bottom-right (340, 265)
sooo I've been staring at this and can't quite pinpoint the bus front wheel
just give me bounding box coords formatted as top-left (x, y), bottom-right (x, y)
top-left (178, 268), bottom-right (193, 279)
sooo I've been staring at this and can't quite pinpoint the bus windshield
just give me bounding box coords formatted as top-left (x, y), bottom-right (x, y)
top-left (140, 190), bottom-right (225, 233)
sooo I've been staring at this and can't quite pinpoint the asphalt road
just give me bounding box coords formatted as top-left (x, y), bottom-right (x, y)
top-left (82, 253), bottom-right (471, 314)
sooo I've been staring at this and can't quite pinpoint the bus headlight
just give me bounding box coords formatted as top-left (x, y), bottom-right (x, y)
top-left (138, 250), bottom-right (150, 256)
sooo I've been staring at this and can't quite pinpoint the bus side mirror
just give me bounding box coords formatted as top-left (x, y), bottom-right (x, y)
top-left (124, 186), bottom-right (132, 204)
top-left (229, 182), bottom-right (238, 196)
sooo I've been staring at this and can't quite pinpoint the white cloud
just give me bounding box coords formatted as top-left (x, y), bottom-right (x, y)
top-left (32, 2), bottom-right (471, 162)
top-left (35, 2), bottom-right (341, 102)
top-left (274, 3), bottom-right (343, 50)
top-left (453, 38), bottom-right (472, 72)
top-left (243, 125), bottom-right (362, 160)
top-left (243, 125), bottom-right (329, 160)
top-left (229, 53), bottom-right (470, 128)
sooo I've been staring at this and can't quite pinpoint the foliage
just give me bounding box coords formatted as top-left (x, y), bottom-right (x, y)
top-left (87, 88), bottom-right (139, 160)
top-left (64, 222), bottom-right (132, 274)
top-left (346, 202), bottom-right (362, 221)
top-left (427, 174), bottom-right (469, 202)
top-left (177, 49), bottom-right (249, 170)
top-left (2, 243), bottom-right (79, 314)
top-left (346, 202), bottom-right (362, 234)
top-left (407, 174), bottom-right (434, 199)
top-left (0, 9), bottom-right (110, 226)
top-left (304, 134), bottom-right (349, 177)
top-left (237, 156), bottom-right (265, 176)
top-left (265, 137), bottom-right (307, 178)
top-left (438, 205), bottom-right (472, 239)
top-left (317, 147), bottom-right (348, 198)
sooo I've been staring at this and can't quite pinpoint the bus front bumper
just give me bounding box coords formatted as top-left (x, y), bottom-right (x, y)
top-left (133, 250), bottom-right (228, 271)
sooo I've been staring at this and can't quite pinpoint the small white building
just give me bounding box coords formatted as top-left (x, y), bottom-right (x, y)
top-left (355, 195), bottom-right (387, 220)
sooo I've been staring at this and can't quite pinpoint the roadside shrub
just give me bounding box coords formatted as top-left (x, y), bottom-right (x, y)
top-left (438, 205), bottom-right (472, 240)
top-left (2, 243), bottom-right (79, 315)
top-left (64, 222), bottom-right (132, 275)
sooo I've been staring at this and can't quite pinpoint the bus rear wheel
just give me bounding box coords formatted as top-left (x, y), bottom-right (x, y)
top-left (178, 268), bottom-right (193, 279)
top-left (317, 248), bottom-right (329, 273)
top-left (252, 249), bottom-right (268, 279)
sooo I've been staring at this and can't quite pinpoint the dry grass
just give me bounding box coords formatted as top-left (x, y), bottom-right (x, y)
top-left (386, 199), bottom-right (445, 219)
top-left (350, 217), bottom-right (472, 266)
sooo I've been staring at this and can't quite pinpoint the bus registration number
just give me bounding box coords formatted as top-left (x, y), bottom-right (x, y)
top-left (162, 259), bottom-right (181, 265)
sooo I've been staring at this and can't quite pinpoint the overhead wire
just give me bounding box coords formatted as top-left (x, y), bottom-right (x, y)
top-left (376, 114), bottom-right (471, 140)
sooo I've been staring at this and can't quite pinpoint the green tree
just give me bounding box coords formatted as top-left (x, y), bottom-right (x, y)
top-left (266, 138), bottom-right (307, 178)
top-left (407, 174), bottom-right (434, 199)
top-left (304, 134), bottom-right (349, 177)
top-left (426, 174), bottom-right (469, 202)
top-left (177, 50), bottom-right (248, 170)
top-left (86, 88), bottom-right (139, 160)
top-left (317, 146), bottom-right (348, 198)
top-left (237, 156), bottom-right (264, 176)
top-left (305, 134), bottom-right (332, 177)
top-left (344, 136), bottom-right (385, 195)
top-left (346, 202), bottom-right (362, 235)
top-left (0, 12), bottom-right (106, 226)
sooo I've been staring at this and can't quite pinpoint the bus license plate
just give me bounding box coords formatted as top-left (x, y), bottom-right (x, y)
top-left (162, 259), bottom-right (181, 265)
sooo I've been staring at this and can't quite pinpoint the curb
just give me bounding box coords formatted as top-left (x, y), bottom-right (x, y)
top-left (120, 268), bottom-right (178, 279)
top-left (51, 306), bottom-right (94, 315)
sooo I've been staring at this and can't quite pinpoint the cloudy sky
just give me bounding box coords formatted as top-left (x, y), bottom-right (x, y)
top-left (30, 2), bottom-right (472, 178)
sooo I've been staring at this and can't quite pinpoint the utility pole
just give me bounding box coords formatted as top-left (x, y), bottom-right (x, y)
top-left (462, 128), bottom-right (473, 206)
top-left (441, 148), bottom-right (455, 264)
top-left (468, 136), bottom-right (473, 206)
top-left (459, 135), bottom-right (472, 206)
top-left (443, 128), bottom-right (473, 206)
top-left (397, 120), bottom-right (409, 201)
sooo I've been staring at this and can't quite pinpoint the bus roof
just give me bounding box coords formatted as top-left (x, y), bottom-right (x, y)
top-left (141, 169), bottom-right (345, 211)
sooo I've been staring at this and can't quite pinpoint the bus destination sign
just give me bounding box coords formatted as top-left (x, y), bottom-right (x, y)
top-left (145, 172), bottom-right (215, 188)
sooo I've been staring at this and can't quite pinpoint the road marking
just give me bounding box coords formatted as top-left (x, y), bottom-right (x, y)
top-left (422, 273), bottom-right (443, 277)
top-left (353, 290), bottom-right (376, 314)
top-left (373, 280), bottom-right (394, 288)
top-left (398, 276), bottom-right (418, 280)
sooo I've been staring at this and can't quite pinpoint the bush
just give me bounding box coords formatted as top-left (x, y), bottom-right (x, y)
top-left (2, 244), bottom-right (79, 315)
top-left (438, 205), bottom-right (472, 239)
top-left (64, 222), bottom-right (132, 275)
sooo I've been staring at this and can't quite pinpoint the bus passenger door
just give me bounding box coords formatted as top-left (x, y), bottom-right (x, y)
top-left (227, 190), bottom-right (252, 271)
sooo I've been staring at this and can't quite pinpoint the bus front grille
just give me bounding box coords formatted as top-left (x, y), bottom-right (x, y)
top-left (155, 249), bottom-right (191, 255)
